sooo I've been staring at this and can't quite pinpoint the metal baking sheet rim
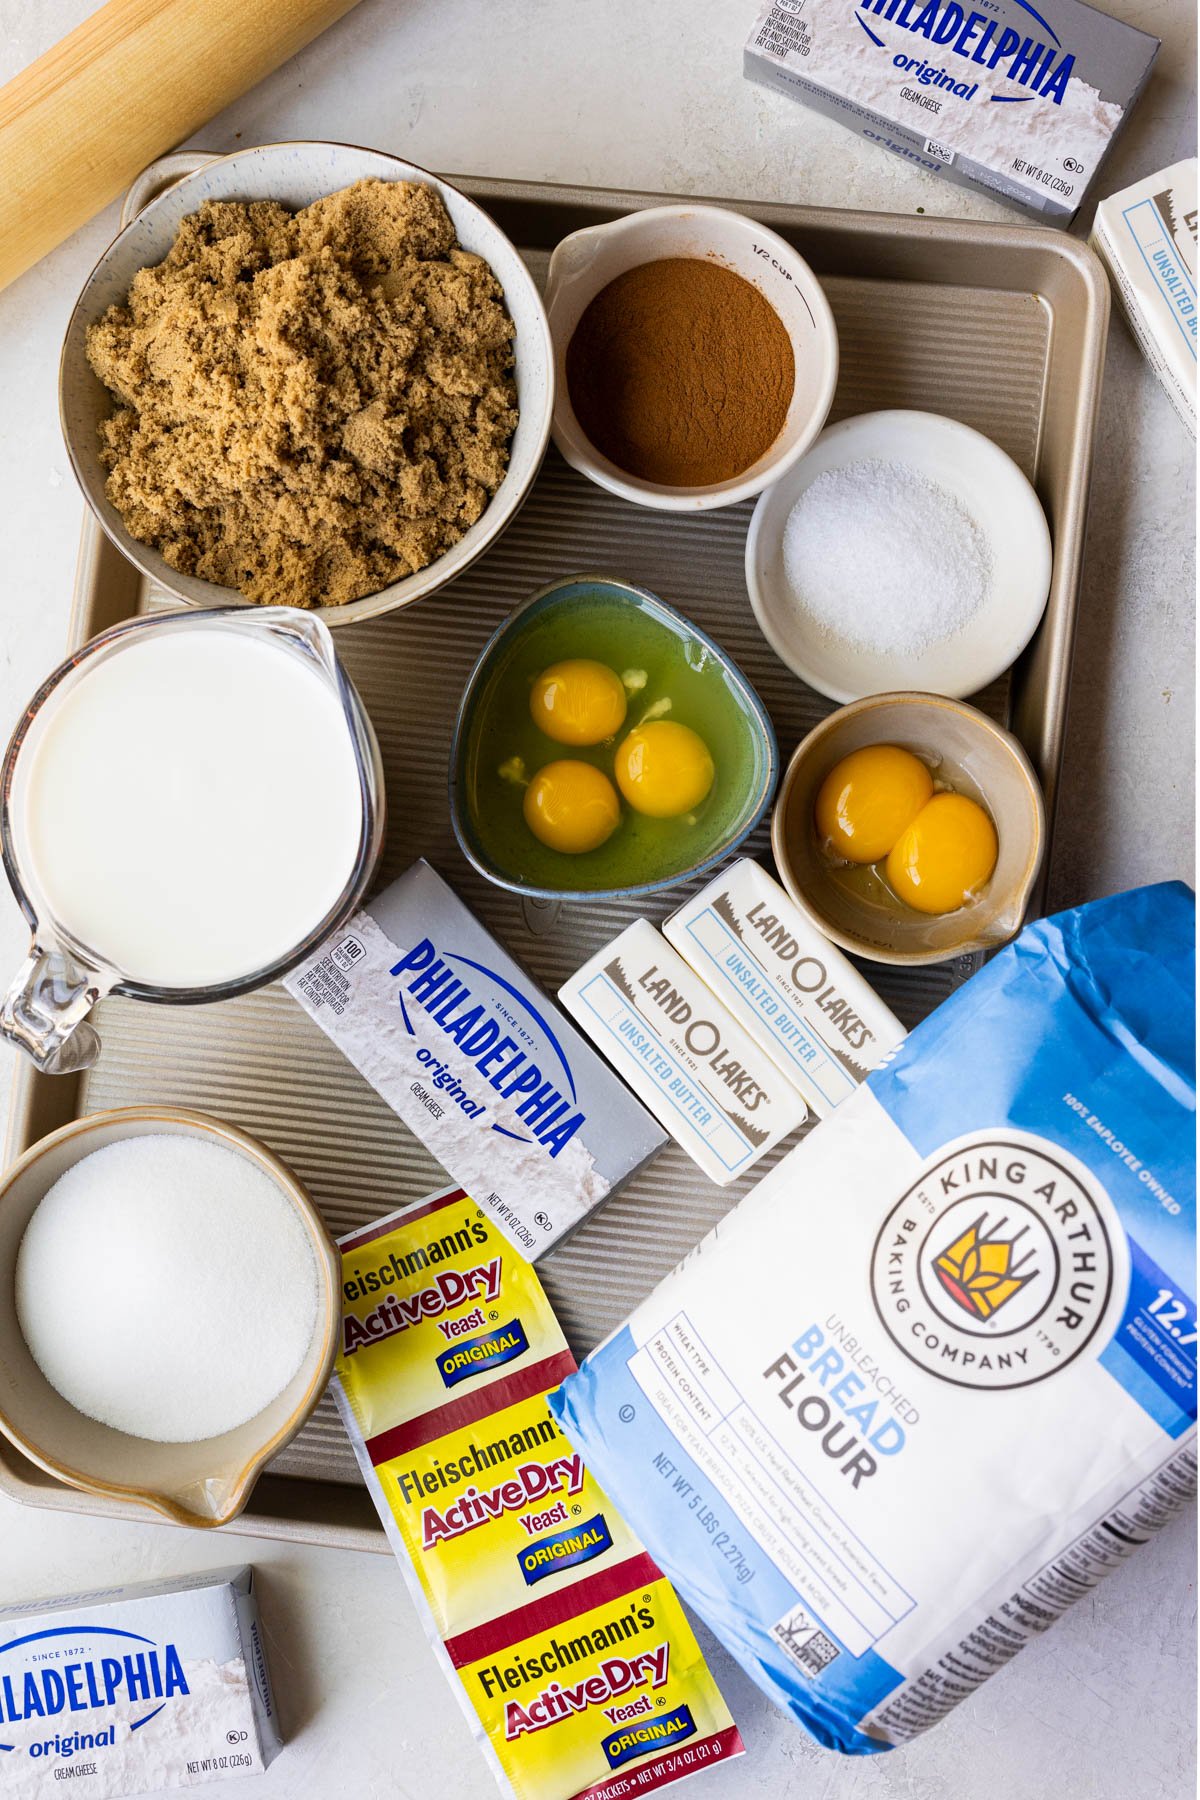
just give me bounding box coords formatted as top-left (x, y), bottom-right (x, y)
top-left (0, 152), bottom-right (1110, 1549)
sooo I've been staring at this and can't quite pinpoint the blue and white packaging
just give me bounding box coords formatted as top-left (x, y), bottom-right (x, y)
top-left (744, 0), bottom-right (1160, 224)
top-left (664, 859), bottom-right (904, 1117)
top-left (1092, 159), bottom-right (1197, 438)
top-left (285, 860), bottom-right (666, 1258)
top-left (0, 1566), bottom-right (281, 1797)
top-left (551, 884), bottom-right (1197, 1752)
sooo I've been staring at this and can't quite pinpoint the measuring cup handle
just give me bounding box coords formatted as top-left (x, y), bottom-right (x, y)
top-left (0, 944), bottom-right (110, 1074)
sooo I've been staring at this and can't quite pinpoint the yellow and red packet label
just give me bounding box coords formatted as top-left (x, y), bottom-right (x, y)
top-left (447, 1561), bottom-right (742, 1800)
top-left (372, 1388), bottom-right (643, 1639)
top-left (336, 1187), bottom-right (572, 1446)
top-left (331, 1192), bottom-right (742, 1800)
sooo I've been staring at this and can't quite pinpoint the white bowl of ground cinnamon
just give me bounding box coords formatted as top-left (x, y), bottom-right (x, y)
top-left (60, 143), bottom-right (553, 621)
top-left (546, 204), bottom-right (838, 511)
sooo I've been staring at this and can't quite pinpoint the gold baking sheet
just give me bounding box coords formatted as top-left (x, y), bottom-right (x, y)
top-left (0, 154), bottom-right (1108, 1549)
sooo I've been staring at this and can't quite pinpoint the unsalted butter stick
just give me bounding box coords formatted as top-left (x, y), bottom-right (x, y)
top-left (558, 920), bottom-right (808, 1186)
top-left (665, 859), bottom-right (905, 1116)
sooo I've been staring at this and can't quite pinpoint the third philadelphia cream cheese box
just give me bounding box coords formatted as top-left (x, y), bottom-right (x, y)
top-left (0, 1566), bottom-right (280, 1799)
top-left (558, 920), bottom-right (809, 1185)
top-left (664, 859), bottom-right (905, 1116)
top-left (284, 860), bottom-right (666, 1257)
top-left (744, 0), bottom-right (1159, 223)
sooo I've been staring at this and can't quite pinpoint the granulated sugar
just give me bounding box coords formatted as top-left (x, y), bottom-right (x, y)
top-left (16, 1134), bottom-right (318, 1442)
top-left (782, 459), bottom-right (992, 657)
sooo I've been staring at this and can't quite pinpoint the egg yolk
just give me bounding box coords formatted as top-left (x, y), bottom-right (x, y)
top-left (885, 792), bottom-right (998, 915)
top-left (523, 760), bottom-right (621, 854)
top-left (615, 721), bottom-right (714, 818)
top-left (530, 660), bottom-right (627, 746)
top-left (815, 745), bottom-right (933, 864)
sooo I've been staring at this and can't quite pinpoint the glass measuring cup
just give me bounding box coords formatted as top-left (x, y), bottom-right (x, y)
top-left (1, 607), bottom-right (385, 1075)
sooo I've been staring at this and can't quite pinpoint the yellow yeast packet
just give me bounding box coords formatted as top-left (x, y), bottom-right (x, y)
top-left (373, 1387), bottom-right (643, 1639)
top-left (331, 1191), bottom-right (743, 1800)
top-left (336, 1187), bottom-right (572, 1448)
top-left (447, 1569), bottom-right (742, 1800)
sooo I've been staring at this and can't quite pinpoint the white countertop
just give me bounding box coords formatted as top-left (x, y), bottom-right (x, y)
top-left (0, 2), bottom-right (1194, 1796)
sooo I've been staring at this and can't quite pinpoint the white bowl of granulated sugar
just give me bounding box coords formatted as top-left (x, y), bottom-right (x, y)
top-left (0, 1107), bottom-right (340, 1528)
top-left (745, 409), bottom-right (1053, 703)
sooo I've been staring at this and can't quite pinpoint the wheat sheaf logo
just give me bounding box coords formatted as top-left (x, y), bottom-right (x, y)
top-left (932, 1213), bottom-right (1038, 1323)
top-left (870, 1133), bottom-right (1122, 1391)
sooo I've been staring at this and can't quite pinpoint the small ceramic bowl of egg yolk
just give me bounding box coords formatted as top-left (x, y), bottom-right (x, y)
top-left (772, 693), bottom-right (1044, 966)
top-left (450, 576), bottom-right (777, 901)
top-left (814, 744), bottom-right (999, 916)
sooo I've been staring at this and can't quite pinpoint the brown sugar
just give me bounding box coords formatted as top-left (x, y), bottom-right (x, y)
top-left (564, 257), bottom-right (794, 488)
top-left (86, 180), bottom-right (518, 608)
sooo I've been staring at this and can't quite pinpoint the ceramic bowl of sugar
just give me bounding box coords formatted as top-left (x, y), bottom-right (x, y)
top-left (0, 1107), bottom-right (340, 1527)
top-left (745, 409), bottom-right (1053, 702)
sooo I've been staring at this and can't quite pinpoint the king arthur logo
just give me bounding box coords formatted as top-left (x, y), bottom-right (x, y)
top-left (932, 1213), bottom-right (1038, 1322)
top-left (870, 1131), bottom-right (1125, 1390)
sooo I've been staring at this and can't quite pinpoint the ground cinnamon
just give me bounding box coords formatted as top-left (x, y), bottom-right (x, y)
top-left (565, 257), bottom-right (794, 487)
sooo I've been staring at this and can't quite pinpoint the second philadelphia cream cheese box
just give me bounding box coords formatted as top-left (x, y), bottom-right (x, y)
top-left (285, 860), bottom-right (666, 1258)
top-left (558, 920), bottom-right (808, 1186)
top-left (664, 860), bottom-right (906, 1116)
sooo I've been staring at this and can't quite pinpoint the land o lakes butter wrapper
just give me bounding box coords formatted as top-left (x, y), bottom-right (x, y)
top-left (331, 1187), bottom-right (743, 1800)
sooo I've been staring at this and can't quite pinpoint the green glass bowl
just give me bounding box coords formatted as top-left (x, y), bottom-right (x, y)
top-left (450, 574), bottom-right (778, 901)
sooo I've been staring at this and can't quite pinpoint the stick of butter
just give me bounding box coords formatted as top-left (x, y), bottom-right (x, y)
top-left (1092, 159), bottom-right (1197, 438)
top-left (664, 859), bottom-right (906, 1117)
top-left (558, 919), bottom-right (808, 1186)
top-left (0, 1566), bottom-right (280, 1798)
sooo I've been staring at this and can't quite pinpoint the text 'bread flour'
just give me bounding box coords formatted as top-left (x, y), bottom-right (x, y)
top-left (552, 883), bottom-right (1196, 1753)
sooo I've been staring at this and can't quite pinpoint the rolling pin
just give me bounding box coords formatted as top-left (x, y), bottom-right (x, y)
top-left (0, 0), bottom-right (365, 294)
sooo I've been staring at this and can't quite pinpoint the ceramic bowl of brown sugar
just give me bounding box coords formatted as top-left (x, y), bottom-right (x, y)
top-left (545, 204), bottom-right (838, 512)
top-left (59, 141), bottom-right (553, 624)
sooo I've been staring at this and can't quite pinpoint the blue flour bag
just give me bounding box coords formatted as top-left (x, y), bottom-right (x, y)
top-left (551, 884), bottom-right (1196, 1753)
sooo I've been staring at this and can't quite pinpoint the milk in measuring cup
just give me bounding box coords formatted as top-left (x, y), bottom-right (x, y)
top-left (15, 625), bottom-right (364, 988)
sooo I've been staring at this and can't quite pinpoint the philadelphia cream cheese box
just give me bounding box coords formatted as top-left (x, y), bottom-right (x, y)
top-left (558, 920), bottom-right (808, 1186)
top-left (664, 859), bottom-right (905, 1116)
top-left (744, 0), bottom-right (1159, 223)
top-left (0, 1566), bottom-right (280, 1798)
top-left (284, 860), bottom-right (665, 1257)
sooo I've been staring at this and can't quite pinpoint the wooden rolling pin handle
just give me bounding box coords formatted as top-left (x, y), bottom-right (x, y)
top-left (0, 0), bottom-right (365, 294)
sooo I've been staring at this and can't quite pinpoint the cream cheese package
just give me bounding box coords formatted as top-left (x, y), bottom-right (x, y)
top-left (1092, 159), bottom-right (1197, 437)
top-left (552, 884), bottom-right (1196, 1753)
top-left (664, 859), bottom-right (905, 1116)
top-left (558, 920), bottom-right (809, 1186)
top-left (331, 1188), bottom-right (744, 1799)
top-left (0, 1566), bottom-right (281, 1797)
top-left (744, 0), bottom-right (1159, 223)
top-left (284, 860), bottom-right (665, 1258)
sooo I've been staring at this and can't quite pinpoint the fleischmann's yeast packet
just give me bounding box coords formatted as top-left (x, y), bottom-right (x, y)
top-left (285, 860), bottom-right (666, 1259)
top-left (331, 1187), bottom-right (743, 1799)
top-left (335, 1185), bottom-right (571, 1444)
top-left (552, 884), bottom-right (1197, 1754)
top-left (664, 859), bottom-right (905, 1116)
top-left (0, 1566), bottom-right (280, 1799)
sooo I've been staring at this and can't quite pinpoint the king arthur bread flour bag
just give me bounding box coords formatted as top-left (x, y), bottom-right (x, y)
top-left (552, 884), bottom-right (1196, 1752)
